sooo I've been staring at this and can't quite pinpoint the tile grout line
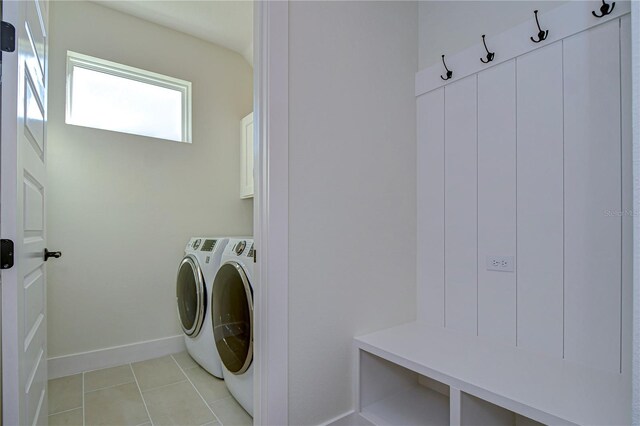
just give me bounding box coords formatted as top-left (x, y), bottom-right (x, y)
top-left (130, 363), bottom-right (154, 426)
top-left (171, 354), bottom-right (224, 426)
top-left (48, 406), bottom-right (83, 417)
top-left (135, 378), bottom-right (190, 393)
top-left (82, 365), bottom-right (129, 375)
top-left (84, 379), bottom-right (138, 394)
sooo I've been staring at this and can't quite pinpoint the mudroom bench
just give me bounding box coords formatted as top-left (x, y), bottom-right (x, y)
top-left (353, 322), bottom-right (629, 426)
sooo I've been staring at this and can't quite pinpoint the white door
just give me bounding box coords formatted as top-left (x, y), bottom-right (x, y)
top-left (1, 0), bottom-right (50, 424)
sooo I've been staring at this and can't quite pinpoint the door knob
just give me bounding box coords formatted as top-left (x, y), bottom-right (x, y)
top-left (44, 248), bottom-right (62, 261)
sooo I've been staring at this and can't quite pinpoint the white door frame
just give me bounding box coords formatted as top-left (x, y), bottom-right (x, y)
top-left (632, 2), bottom-right (640, 424)
top-left (253, 2), bottom-right (289, 425)
top-left (0, 1), bottom-right (291, 422)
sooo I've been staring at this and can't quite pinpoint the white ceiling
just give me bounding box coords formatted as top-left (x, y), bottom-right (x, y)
top-left (94, 1), bottom-right (253, 66)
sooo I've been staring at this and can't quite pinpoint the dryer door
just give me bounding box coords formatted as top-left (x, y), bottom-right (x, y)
top-left (212, 261), bottom-right (253, 375)
top-left (176, 255), bottom-right (206, 337)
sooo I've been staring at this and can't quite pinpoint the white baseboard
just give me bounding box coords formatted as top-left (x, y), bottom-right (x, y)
top-left (48, 334), bottom-right (186, 379)
top-left (320, 410), bottom-right (373, 426)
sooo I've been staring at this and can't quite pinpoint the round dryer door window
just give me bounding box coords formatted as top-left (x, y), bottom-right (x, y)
top-left (212, 262), bottom-right (253, 375)
top-left (176, 256), bottom-right (206, 337)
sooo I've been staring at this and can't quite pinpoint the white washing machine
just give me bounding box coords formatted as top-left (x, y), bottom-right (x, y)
top-left (211, 238), bottom-right (255, 416)
top-left (176, 237), bottom-right (229, 378)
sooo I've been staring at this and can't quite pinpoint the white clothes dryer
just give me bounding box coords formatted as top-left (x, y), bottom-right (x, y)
top-left (176, 237), bottom-right (229, 378)
top-left (211, 238), bottom-right (255, 416)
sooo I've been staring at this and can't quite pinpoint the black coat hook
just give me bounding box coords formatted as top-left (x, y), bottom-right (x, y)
top-left (592, 0), bottom-right (615, 17)
top-left (480, 35), bottom-right (495, 64)
top-left (530, 10), bottom-right (549, 43)
top-left (440, 55), bottom-right (452, 81)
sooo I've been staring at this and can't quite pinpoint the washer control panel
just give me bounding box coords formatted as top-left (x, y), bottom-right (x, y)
top-left (185, 237), bottom-right (222, 253)
top-left (200, 239), bottom-right (216, 252)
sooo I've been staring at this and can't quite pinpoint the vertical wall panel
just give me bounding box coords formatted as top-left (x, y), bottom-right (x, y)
top-left (444, 75), bottom-right (477, 335)
top-left (516, 43), bottom-right (564, 358)
top-left (620, 15), bottom-right (632, 375)
top-left (564, 20), bottom-right (621, 372)
top-left (477, 60), bottom-right (516, 344)
top-left (417, 88), bottom-right (445, 326)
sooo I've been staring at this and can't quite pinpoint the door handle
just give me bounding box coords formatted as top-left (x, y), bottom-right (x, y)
top-left (44, 248), bottom-right (62, 261)
top-left (1, 239), bottom-right (14, 269)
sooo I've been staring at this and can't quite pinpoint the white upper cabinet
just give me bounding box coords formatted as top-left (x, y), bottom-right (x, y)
top-left (240, 112), bottom-right (254, 199)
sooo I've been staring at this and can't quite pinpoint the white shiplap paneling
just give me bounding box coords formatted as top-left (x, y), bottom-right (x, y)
top-left (477, 59), bottom-right (517, 345)
top-left (416, 10), bottom-right (631, 376)
top-left (563, 19), bottom-right (622, 373)
top-left (515, 42), bottom-right (564, 358)
top-left (417, 88), bottom-right (445, 326)
top-left (444, 75), bottom-right (478, 335)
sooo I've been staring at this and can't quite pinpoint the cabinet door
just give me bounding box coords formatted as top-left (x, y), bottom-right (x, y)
top-left (240, 112), bottom-right (254, 198)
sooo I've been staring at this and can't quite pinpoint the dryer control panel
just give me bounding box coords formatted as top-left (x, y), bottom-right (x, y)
top-left (225, 238), bottom-right (254, 257)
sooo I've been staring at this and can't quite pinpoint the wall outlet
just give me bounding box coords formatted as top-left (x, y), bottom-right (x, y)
top-left (486, 255), bottom-right (515, 272)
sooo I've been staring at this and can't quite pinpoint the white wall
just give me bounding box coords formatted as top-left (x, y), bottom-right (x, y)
top-left (288, 2), bottom-right (418, 424)
top-left (46, 1), bottom-right (253, 358)
top-left (418, 1), bottom-right (567, 69)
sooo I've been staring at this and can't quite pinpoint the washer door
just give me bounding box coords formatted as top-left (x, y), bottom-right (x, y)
top-left (176, 255), bottom-right (206, 337)
top-left (212, 261), bottom-right (253, 375)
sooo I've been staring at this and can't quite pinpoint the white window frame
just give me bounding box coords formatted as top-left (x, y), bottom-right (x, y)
top-left (65, 50), bottom-right (192, 143)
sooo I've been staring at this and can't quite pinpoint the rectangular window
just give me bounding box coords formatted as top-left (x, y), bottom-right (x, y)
top-left (66, 51), bottom-right (192, 143)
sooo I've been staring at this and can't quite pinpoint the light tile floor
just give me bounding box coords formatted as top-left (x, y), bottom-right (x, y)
top-left (48, 352), bottom-right (253, 426)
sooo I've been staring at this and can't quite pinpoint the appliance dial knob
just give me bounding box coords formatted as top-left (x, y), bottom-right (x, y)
top-left (235, 241), bottom-right (246, 255)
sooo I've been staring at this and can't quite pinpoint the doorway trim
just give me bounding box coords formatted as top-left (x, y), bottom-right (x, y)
top-left (253, 2), bottom-right (289, 425)
top-left (632, 1), bottom-right (640, 423)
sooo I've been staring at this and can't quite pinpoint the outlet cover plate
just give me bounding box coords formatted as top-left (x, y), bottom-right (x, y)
top-left (486, 255), bottom-right (515, 272)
